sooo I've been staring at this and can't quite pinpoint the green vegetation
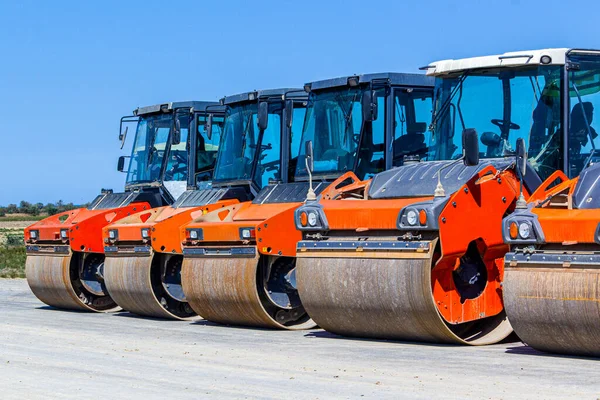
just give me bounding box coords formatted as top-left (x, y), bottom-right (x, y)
top-left (0, 246), bottom-right (26, 278)
top-left (0, 200), bottom-right (88, 218)
top-left (0, 200), bottom-right (88, 278)
top-left (0, 215), bottom-right (45, 222)
top-left (0, 232), bottom-right (25, 278)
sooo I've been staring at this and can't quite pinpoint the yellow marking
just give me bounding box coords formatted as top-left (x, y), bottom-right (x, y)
top-left (519, 295), bottom-right (600, 303)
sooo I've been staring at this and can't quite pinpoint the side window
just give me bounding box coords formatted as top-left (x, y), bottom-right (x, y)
top-left (290, 105), bottom-right (306, 159)
top-left (164, 114), bottom-right (189, 182)
top-left (393, 90), bottom-right (433, 166)
top-left (567, 56), bottom-right (600, 176)
top-left (254, 113), bottom-right (282, 187)
top-left (150, 126), bottom-right (171, 181)
top-left (357, 90), bottom-right (386, 178)
top-left (196, 115), bottom-right (223, 181)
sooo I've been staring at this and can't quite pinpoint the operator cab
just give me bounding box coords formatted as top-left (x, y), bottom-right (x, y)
top-left (115, 101), bottom-right (220, 207)
top-left (426, 48), bottom-right (600, 181)
top-left (173, 89), bottom-right (309, 208)
top-left (295, 73), bottom-right (434, 183)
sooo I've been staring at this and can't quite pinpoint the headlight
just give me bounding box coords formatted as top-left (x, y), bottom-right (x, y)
top-left (108, 230), bottom-right (117, 240)
top-left (60, 229), bottom-right (69, 239)
top-left (30, 230), bottom-right (38, 240)
top-left (308, 211), bottom-right (318, 227)
top-left (187, 228), bottom-right (202, 240)
top-left (518, 222), bottom-right (530, 239)
top-left (240, 228), bottom-right (255, 239)
top-left (141, 228), bottom-right (150, 239)
top-left (406, 210), bottom-right (418, 226)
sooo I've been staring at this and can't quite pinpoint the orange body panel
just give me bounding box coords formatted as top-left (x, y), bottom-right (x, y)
top-left (433, 167), bottom-right (521, 324)
top-left (102, 199), bottom-right (239, 253)
top-left (257, 172), bottom-right (370, 256)
top-left (318, 197), bottom-right (431, 231)
top-left (182, 173), bottom-right (368, 250)
top-left (25, 202), bottom-right (151, 253)
top-left (534, 206), bottom-right (600, 244)
top-left (181, 202), bottom-right (300, 246)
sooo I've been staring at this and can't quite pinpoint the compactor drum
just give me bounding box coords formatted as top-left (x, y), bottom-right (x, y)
top-left (180, 73), bottom-right (435, 329)
top-left (294, 49), bottom-right (597, 345)
top-left (101, 89), bottom-right (309, 319)
top-left (504, 122), bottom-right (600, 356)
top-left (25, 101), bottom-right (215, 311)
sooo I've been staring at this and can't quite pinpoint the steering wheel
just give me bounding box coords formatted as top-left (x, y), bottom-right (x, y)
top-left (171, 151), bottom-right (187, 164)
top-left (249, 143), bottom-right (273, 152)
top-left (491, 119), bottom-right (520, 130)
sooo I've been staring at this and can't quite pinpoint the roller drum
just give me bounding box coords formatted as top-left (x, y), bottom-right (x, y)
top-left (103, 254), bottom-right (195, 320)
top-left (25, 254), bottom-right (118, 312)
top-left (504, 266), bottom-right (600, 357)
top-left (296, 255), bottom-right (512, 345)
top-left (181, 255), bottom-right (314, 329)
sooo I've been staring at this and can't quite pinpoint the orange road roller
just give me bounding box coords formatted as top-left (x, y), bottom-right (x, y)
top-left (292, 48), bottom-right (599, 345)
top-left (179, 73), bottom-right (435, 329)
top-left (101, 89), bottom-right (309, 319)
top-left (502, 50), bottom-right (600, 356)
top-left (24, 101), bottom-right (217, 312)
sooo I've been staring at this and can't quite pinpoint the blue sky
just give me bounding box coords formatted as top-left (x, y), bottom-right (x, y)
top-left (0, 0), bottom-right (596, 205)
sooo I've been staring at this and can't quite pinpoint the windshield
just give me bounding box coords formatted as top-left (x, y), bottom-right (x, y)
top-left (212, 102), bottom-right (283, 187)
top-left (294, 87), bottom-right (365, 179)
top-left (126, 113), bottom-right (175, 185)
top-left (429, 66), bottom-right (563, 180)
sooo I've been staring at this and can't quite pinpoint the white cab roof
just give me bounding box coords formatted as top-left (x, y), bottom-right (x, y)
top-left (426, 48), bottom-right (570, 76)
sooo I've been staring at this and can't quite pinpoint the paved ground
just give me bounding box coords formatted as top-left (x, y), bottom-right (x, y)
top-left (0, 279), bottom-right (598, 400)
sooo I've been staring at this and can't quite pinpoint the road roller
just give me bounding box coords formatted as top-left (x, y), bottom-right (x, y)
top-left (502, 49), bottom-right (600, 356)
top-left (179, 73), bottom-right (435, 329)
top-left (292, 49), bottom-right (598, 345)
top-left (24, 101), bottom-right (217, 312)
top-left (101, 89), bottom-right (309, 319)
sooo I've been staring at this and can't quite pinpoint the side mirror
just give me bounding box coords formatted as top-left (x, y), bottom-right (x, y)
top-left (462, 128), bottom-right (479, 166)
top-left (119, 126), bottom-right (128, 150)
top-left (285, 100), bottom-right (294, 128)
top-left (305, 140), bottom-right (314, 173)
top-left (361, 90), bottom-right (377, 122)
top-left (172, 118), bottom-right (181, 145)
top-left (257, 101), bottom-right (269, 131)
top-left (117, 156), bottom-right (126, 172)
top-left (516, 138), bottom-right (527, 178)
top-left (205, 114), bottom-right (213, 140)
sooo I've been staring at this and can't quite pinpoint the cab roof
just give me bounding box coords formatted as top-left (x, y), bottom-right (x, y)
top-left (134, 101), bottom-right (220, 116)
top-left (425, 48), bottom-right (600, 76)
top-left (306, 72), bottom-right (434, 92)
top-left (220, 88), bottom-right (307, 106)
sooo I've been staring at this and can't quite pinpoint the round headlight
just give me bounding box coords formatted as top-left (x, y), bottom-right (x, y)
top-left (518, 222), bottom-right (530, 239)
top-left (406, 210), bottom-right (418, 226)
top-left (189, 230), bottom-right (198, 239)
top-left (308, 211), bottom-right (318, 227)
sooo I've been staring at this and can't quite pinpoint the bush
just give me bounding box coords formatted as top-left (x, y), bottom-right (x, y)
top-left (6, 234), bottom-right (24, 247)
top-left (0, 246), bottom-right (26, 278)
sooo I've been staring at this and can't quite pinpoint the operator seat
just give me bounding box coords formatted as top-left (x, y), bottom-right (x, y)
top-left (569, 102), bottom-right (597, 172)
top-left (392, 122), bottom-right (427, 165)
